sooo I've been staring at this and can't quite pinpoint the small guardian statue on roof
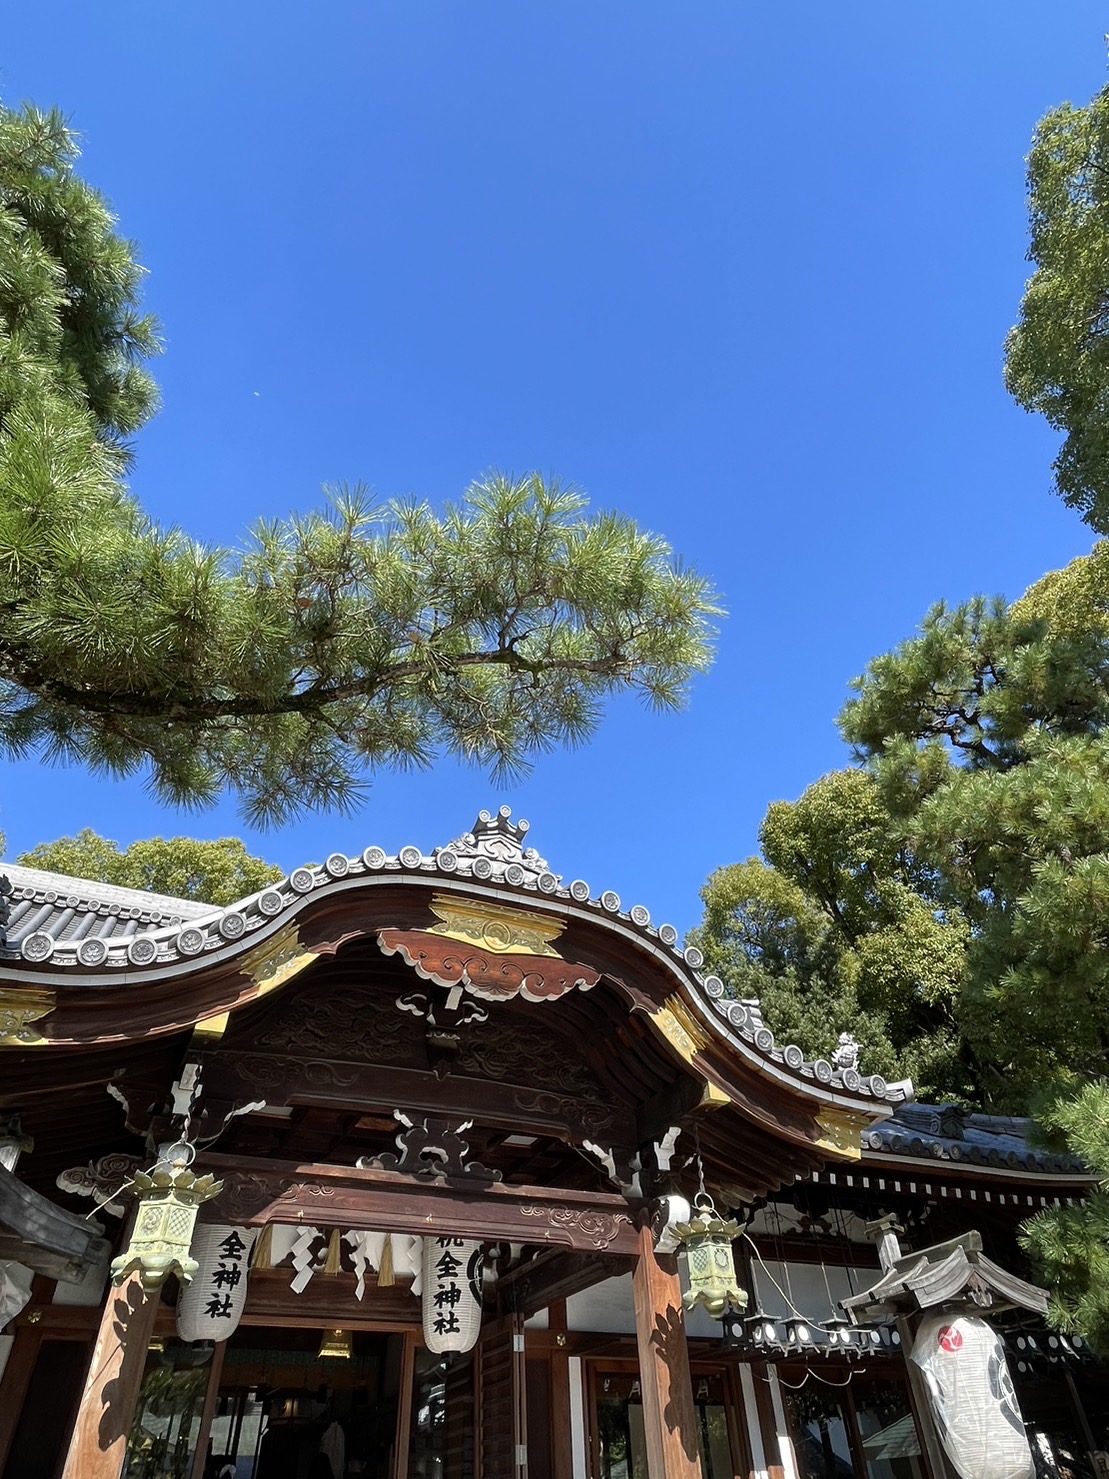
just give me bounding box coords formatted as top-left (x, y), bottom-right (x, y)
top-left (832, 1032), bottom-right (860, 1073)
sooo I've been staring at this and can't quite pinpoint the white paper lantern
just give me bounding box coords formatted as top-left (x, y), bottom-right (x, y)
top-left (176, 1224), bottom-right (257, 1343)
top-left (911, 1313), bottom-right (1034, 1479)
top-left (422, 1237), bottom-right (483, 1354)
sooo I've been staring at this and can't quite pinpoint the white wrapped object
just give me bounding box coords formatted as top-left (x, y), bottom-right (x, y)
top-left (0, 1263), bottom-right (33, 1332)
top-left (422, 1237), bottom-right (483, 1353)
top-left (911, 1313), bottom-right (1033, 1479)
top-left (176, 1225), bottom-right (257, 1342)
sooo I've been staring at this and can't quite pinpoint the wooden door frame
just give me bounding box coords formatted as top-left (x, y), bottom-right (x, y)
top-left (192, 1311), bottom-right (423, 1479)
top-left (583, 1354), bottom-right (748, 1479)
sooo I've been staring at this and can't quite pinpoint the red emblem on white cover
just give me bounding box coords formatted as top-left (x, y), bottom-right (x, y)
top-left (938, 1325), bottom-right (963, 1354)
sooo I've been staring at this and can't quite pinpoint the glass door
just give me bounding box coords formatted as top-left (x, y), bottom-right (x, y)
top-left (590, 1364), bottom-right (738, 1479)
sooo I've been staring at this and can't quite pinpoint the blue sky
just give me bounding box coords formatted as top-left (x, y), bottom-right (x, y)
top-left (1, 4), bottom-right (1104, 932)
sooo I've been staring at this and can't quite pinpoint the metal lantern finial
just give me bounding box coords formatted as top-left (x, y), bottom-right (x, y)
top-left (672, 1194), bottom-right (747, 1320)
top-left (109, 1142), bottom-right (223, 1291)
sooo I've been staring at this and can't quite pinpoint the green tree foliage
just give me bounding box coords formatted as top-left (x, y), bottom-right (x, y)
top-left (0, 102), bottom-right (717, 824)
top-left (691, 770), bottom-right (970, 1101)
top-left (1006, 82), bottom-right (1109, 531)
top-left (16, 828), bottom-right (281, 905)
top-left (697, 544), bottom-right (1109, 1112)
top-left (694, 544), bottom-right (1109, 1343)
top-left (1020, 1083), bottom-right (1109, 1350)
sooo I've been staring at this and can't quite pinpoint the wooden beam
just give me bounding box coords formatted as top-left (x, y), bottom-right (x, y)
top-left (243, 1268), bottom-right (420, 1327)
top-left (60, 1268), bottom-right (159, 1479)
top-left (203, 1053), bottom-right (632, 1147)
top-left (636, 1074), bottom-right (705, 1148)
top-left (201, 1152), bottom-right (641, 1255)
top-left (495, 1248), bottom-right (634, 1319)
top-left (632, 1222), bottom-right (702, 1479)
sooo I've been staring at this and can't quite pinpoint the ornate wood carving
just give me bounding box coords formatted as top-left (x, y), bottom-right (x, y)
top-left (199, 1153), bottom-right (641, 1255)
top-left (55, 1153), bottom-right (141, 1216)
top-left (379, 928), bottom-right (600, 1003)
top-left (203, 1054), bottom-right (631, 1146)
top-left (456, 1021), bottom-right (603, 1098)
top-left (209, 1171), bottom-right (300, 1223)
top-left (249, 984), bottom-right (425, 1064)
top-left (649, 997), bottom-right (711, 1063)
top-left (517, 1204), bottom-right (633, 1251)
top-left (511, 1089), bottom-right (618, 1138)
top-left (231, 1055), bottom-right (360, 1090)
top-left (422, 894), bottom-right (568, 957)
top-left (359, 1113), bottom-right (502, 1183)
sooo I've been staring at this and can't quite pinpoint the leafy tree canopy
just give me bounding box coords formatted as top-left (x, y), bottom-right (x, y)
top-left (16, 828), bottom-right (281, 906)
top-left (1006, 81), bottom-right (1109, 531)
top-left (697, 548), bottom-right (1109, 1106)
top-left (0, 102), bottom-right (717, 825)
top-left (694, 543), bottom-right (1109, 1343)
top-left (1020, 1083), bottom-right (1109, 1350)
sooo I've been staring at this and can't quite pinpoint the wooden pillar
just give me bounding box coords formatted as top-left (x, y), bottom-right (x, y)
top-left (896, 1315), bottom-right (957, 1479)
top-left (746, 1362), bottom-right (786, 1479)
top-left (60, 1270), bottom-right (158, 1479)
top-left (188, 1339), bottom-right (227, 1479)
top-left (548, 1300), bottom-right (573, 1479)
top-left (632, 1222), bottom-right (702, 1479)
top-left (0, 1322), bottom-right (44, 1473)
top-left (393, 1328), bottom-right (416, 1479)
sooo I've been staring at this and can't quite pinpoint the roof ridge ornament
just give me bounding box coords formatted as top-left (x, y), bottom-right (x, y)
top-left (435, 807), bottom-right (560, 891)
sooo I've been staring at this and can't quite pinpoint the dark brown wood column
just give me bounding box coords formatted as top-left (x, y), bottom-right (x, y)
top-left (548, 1300), bottom-right (573, 1479)
top-left (60, 1269), bottom-right (158, 1479)
top-left (0, 1321), bottom-right (44, 1473)
top-left (631, 1222), bottom-right (702, 1479)
top-left (188, 1339), bottom-right (227, 1479)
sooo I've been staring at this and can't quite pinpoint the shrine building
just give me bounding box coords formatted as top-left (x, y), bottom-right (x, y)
top-left (0, 808), bottom-right (1104, 1479)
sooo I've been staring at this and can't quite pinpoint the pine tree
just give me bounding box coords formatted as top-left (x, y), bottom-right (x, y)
top-left (0, 102), bottom-right (718, 824)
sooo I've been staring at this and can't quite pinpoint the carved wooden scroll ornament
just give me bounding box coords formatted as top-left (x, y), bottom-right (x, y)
top-left (378, 895), bottom-right (599, 1003)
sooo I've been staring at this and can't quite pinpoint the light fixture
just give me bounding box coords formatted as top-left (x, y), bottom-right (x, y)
top-left (109, 1142), bottom-right (222, 1291)
top-left (721, 1310), bottom-right (747, 1348)
top-left (744, 1311), bottom-right (782, 1349)
top-left (318, 1328), bottom-right (353, 1360)
top-left (786, 1317), bottom-right (827, 1350)
top-left (673, 1194), bottom-right (747, 1320)
top-left (823, 1317), bottom-right (858, 1350)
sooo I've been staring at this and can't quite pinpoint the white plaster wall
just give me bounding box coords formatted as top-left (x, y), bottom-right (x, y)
top-left (568, 1273), bottom-right (636, 1332)
top-left (563, 1265), bottom-right (728, 1337)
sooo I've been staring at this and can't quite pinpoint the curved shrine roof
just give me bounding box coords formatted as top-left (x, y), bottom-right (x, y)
top-left (0, 809), bottom-right (910, 1125)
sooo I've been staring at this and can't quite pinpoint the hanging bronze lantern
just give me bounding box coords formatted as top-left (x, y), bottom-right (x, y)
top-left (318, 1327), bottom-right (353, 1360)
top-left (110, 1143), bottom-right (223, 1291)
top-left (672, 1195), bottom-right (747, 1320)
